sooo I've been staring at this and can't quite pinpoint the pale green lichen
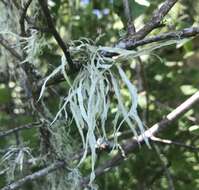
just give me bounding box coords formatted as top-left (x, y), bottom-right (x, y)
top-left (38, 40), bottom-right (160, 185)
top-left (38, 39), bottom-right (182, 186)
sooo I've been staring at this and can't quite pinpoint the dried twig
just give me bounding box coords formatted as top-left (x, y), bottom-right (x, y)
top-left (37, 0), bottom-right (74, 70)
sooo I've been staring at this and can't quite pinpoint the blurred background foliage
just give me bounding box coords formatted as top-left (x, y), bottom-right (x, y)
top-left (0, 0), bottom-right (199, 189)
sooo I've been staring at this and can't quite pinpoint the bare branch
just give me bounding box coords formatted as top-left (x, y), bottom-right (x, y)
top-left (37, 0), bottom-right (74, 70)
top-left (0, 161), bottom-right (65, 190)
top-left (38, 26), bottom-right (199, 89)
top-left (34, 26), bottom-right (199, 90)
top-left (150, 136), bottom-right (199, 151)
top-left (22, 13), bottom-right (50, 33)
top-left (122, 0), bottom-right (135, 35)
top-left (135, 58), bottom-right (149, 124)
top-left (81, 91), bottom-right (199, 186)
top-left (0, 122), bottom-right (42, 138)
top-left (133, 0), bottom-right (179, 40)
top-left (19, 0), bottom-right (33, 36)
top-left (117, 27), bottom-right (199, 49)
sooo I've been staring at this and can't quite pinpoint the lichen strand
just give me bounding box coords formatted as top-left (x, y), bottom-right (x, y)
top-left (40, 41), bottom-right (150, 186)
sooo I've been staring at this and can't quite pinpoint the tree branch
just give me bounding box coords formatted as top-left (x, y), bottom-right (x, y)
top-left (150, 136), bottom-right (199, 151)
top-left (19, 0), bottom-right (33, 36)
top-left (0, 161), bottom-right (65, 190)
top-left (81, 91), bottom-right (199, 186)
top-left (37, 0), bottom-right (74, 70)
top-left (22, 13), bottom-right (50, 33)
top-left (38, 26), bottom-right (199, 88)
top-left (122, 0), bottom-right (135, 35)
top-left (133, 0), bottom-right (179, 40)
top-left (0, 122), bottom-right (41, 138)
top-left (124, 27), bottom-right (199, 49)
top-left (2, 91), bottom-right (198, 190)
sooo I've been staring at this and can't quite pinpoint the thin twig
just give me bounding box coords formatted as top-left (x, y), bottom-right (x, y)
top-left (0, 161), bottom-right (65, 190)
top-left (122, 0), bottom-right (135, 35)
top-left (150, 136), bottom-right (199, 151)
top-left (24, 14), bottom-right (50, 33)
top-left (117, 27), bottom-right (199, 49)
top-left (19, 0), bottom-right (33, 36)
top-left (37, 0), bottom-right (74, 70)
top-left (0, 122), bottom-right (42, 138)
top-left (135, 58), bottom-right (150, 124)
top-left (133, 0), bottom-right (179, 40)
